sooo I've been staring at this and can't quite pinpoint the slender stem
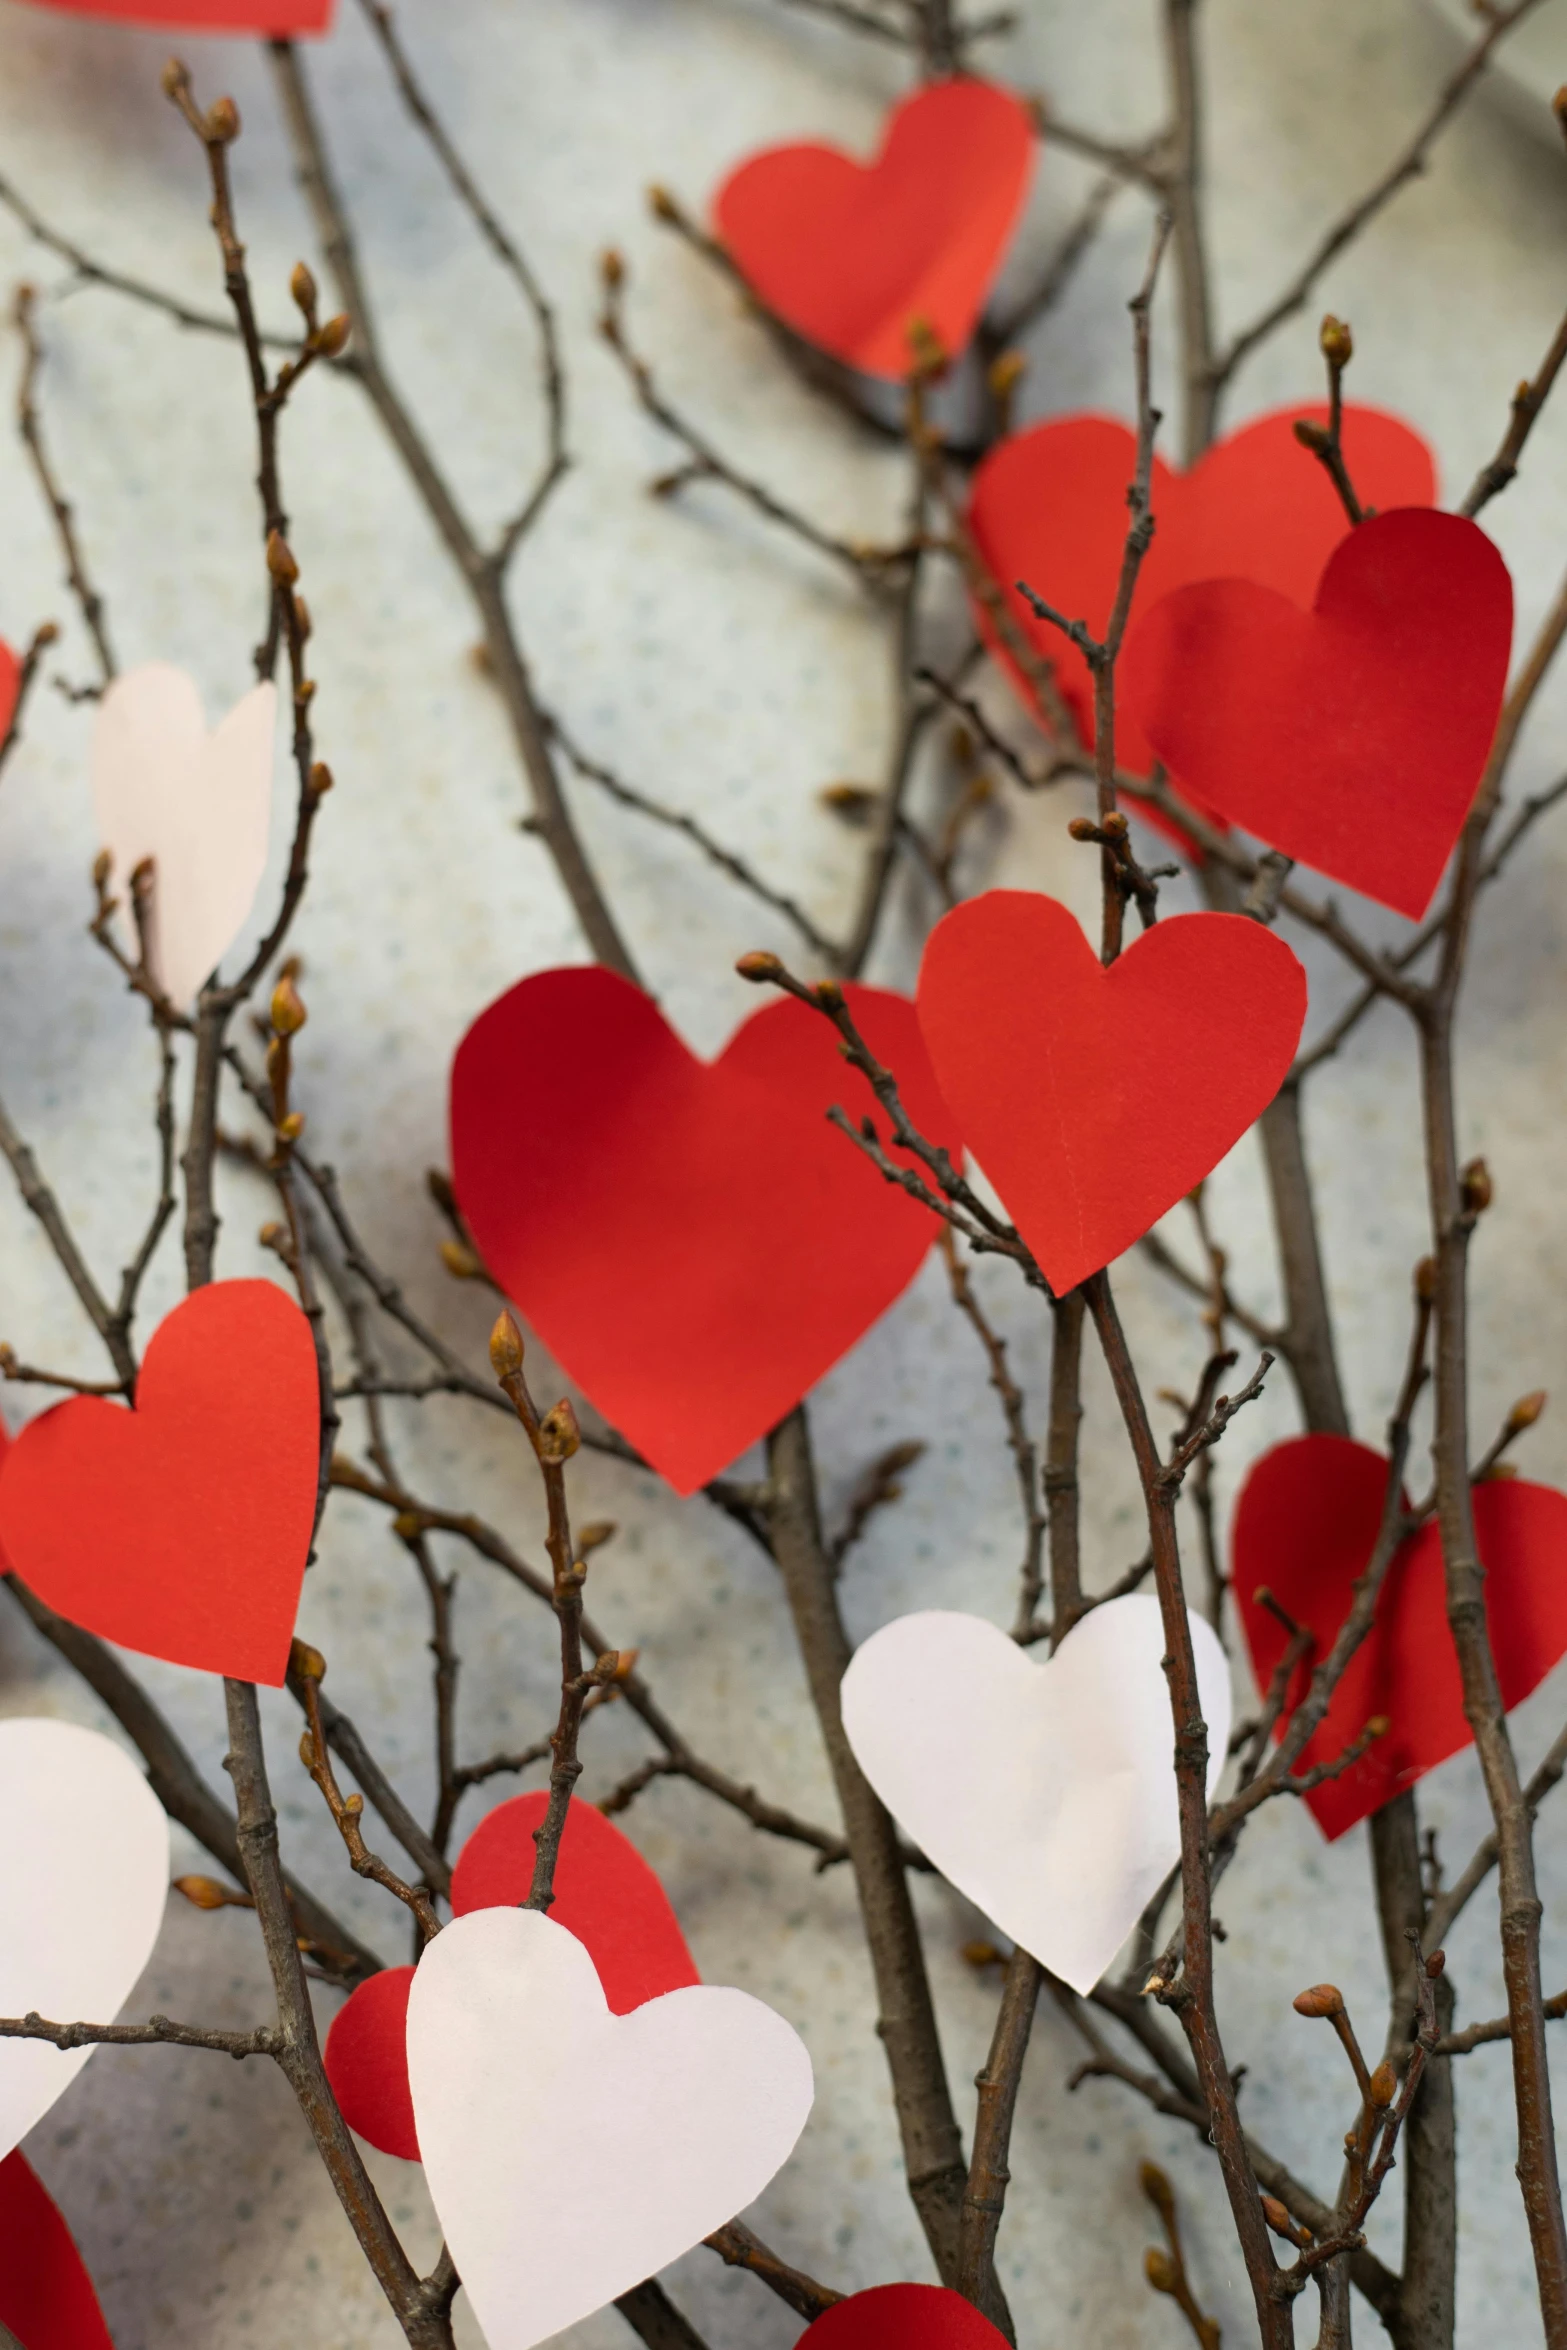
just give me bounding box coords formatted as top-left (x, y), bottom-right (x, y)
top-left (1161, 0), bottom-right (1216, 461)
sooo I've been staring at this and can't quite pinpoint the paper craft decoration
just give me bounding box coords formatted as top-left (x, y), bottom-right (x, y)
top-left (0, 1718), bottom-right (169, 2162)
top-left (0, 2153), bottom-right (117, 2350)
top-left (968, 406), bottom-right (1436, 770)
top-left (0, 641), bottom-right (19, 744)
top-left (915, 891), bottom-right (1306, 1295)
top-left (92, 664), bottom-right (277, 1011)
top-left (713, 80), bottom-right (1035, 380)
top-left (803, 2285), bottom-right (1010, 2347)
top-left (841, 1597), bottom-right (1231, 1994)
top-left (1234, 1435), bottom-right (1567, 1839)
top-left (1120, 509), bottom-right (1513, 920)
top-left (19, 0), bottom-right (331, 27)
top-left (326, 1791), bottom-right (701, 2160)
top-left (407, 1908), bottom-right (814, 2350)
top-left (0, 1280), bottom-right (320, 1684)
top-left (450, 968), bottom-right (961, 1493)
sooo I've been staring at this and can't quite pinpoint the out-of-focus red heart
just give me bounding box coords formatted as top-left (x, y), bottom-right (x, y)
top-left (0, 642), bottom-right (19, 744)
top-left (0, 1281), bottom-right (320, 1684)
top-left (916, 892), bottom-right (1305, 1295)
top-left (450, 968), bottom-right (960, 1494)
top-left (802, 2284), bottom-right (1009, 2346)
top-left (713, 79), bottom-right (1035, 380)
top-left (1234, 1434), bottom-right (1567, 1839)
top-left (17, 0), bottom-right (331, 29)
top-left (0, 2152), bottom-right (115, 2350)
top-left (325, 1793), bottom-right (700, 2161)
top-left (967, 406), bottom-right (1436, 773)
top-left (1120, 508), bottom-right (1513, 920)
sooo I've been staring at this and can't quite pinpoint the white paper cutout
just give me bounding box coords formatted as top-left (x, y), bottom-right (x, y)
top-left (406, 1907), bottom-right (814, 2350)
top-left (0, 1718), bottom-right (170, 2158)
top-left (92, 663), bottom-right (277, 1011)
top-left (840, 1594), bottom-right (1233, 1995)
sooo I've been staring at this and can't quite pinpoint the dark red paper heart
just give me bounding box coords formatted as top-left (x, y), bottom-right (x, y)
top-left (1120, 508), bottom-right (1513, 919)
top-left (325, 1793), bottom-right (700, 2161)
top-left (802, 2284), bottom-right (1009, 2347)
top-left (713, 79), bottom-right (1035, 380)
top-left (19, 0), bottom-right (331, 28)
top-left (916, 892), bottom-right (1306, 1295)
top-left (450, 969), bottom-right (960, 1493)
top-left (0, 1280), bottom-right (320, 1685)
top-left (0, 2152), bottom-right (116, 2350)
top-left (1234, 1435), bottom-right (1567, 1839)
top-left (968, 405), bottom-right (1436, 772)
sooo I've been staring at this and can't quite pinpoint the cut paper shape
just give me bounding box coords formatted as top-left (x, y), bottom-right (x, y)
top-left (326, 1792), bottom-right (701, 2159)
top-left (968, 406), bottom-right (1436, 771)
top-left (916, 891), bottom-right (1306, 1296)
top-left (0, 2153), bottom-right (117, 2350)
top-left (0, 1718), bottom-right (169, 2162)
top-left (407, 1907), bottom-right (814, 2350)
top-left (1234, 1435), bottom-right (1567, 1839)
top-left (450, 968), bottom-right (961, 1494)
top-left (841, 1597), bottom-right (1231, 1995)
top-left (20, 0), bottom-right (331, 27)
top-left (713, 80), bottom-right (1035, 380)
top-left (92, 664), bottom-right (277, 1011)
top-left (803, 2285), bottom-right (1010, 2348)
top-left (1120, 508), bottom-right (1513, 920)
top-left (0, 1280), bottom-right (320, 1684)
top-left (0, 641), bottom-right (19, 744)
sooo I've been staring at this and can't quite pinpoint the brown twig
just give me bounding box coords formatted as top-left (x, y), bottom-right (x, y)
top-left (13, 285), bottom-right (114, 682)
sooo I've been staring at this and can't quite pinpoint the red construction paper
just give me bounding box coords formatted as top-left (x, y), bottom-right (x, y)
top-left (325, 1793), bottom-right (700, 2161)
top-left (0, 2152), bottom-right (116, 2350)
top-left (0, 643), bottom-right (19, 745)
top-left (968, 406), bottom-right (1436, 772)
top-left (916, 892), bottom-right (1306, 1296)
top-left (449, 968), bottom-right (961, 1494)
top-left (1234, 1435), bottom-right (1567, 1839)
top-left (0, 1281), bottom-right (320, 1685)
top-left (18, 0), bottom-right (331, 28)
top-left (713, 80), bottom-right (1035, 381)
top-left (803, 2285), bottom-right (1008, 2347)
top-left (1120, 508), bottom-right (1513, 920)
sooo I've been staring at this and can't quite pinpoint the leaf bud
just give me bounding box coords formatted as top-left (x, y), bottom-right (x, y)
top-left (1293, 1982), bottom-right (1344, 2019)
top-left (647, 184), bottom-right (679, 223)
top-left (814, 979), bottom-right (845, 1011)
top-left (1415, 1255), bottom-right (1437, 1303)
top-left (600, 247), bottom-right (626, 290)
top-left (1144, 2247), bottom-right (1178, 2295)
top-left (961, 1939), bottom-right (1005, 1969)
top-left (290, 260), bottom-right (318, 318)
top-left (290, 1637), bottom-right (326, 1682)
top-left (577, 1521), bottom-right (617, 1555)
top-left (314, 312), bottom-right (352, 359)
top-left (1138, 2160), bottom-right (1174, 2217)
top-left (1460, 1156), bottom-right (1492, 1216)
top-left (270, 971), bottom-right (307, 1037)
top-left (1366, 1714), bottom-right (1390, 1738)
top-left (489, 1308), bottom-right (525, 1380)
top-left (160, 57), bottom-right (190, 99)
top-left (1369, 2059), bottom-right (1397, 2108)
top-left (309, 760), bottom-right (333, 796)
top-left (439, 1238), bottom-right (484, 1280)
top-left (1068, 817), bottom-right (1099, 842)
top-left (735, 951), bottom-right (783, 983)
top-left (266, 529), bottom-right (300, 587)
top-left (173, 1873), bottom-right (240, 1910)
top-left (1508, 1389), bottom-right (1547, 1433)
top-left (539, 1398), bottom-right (581, 1462)
top-left (92, 848), bottom-right (113, 890)
top-left (207, 95), bottom-right (241, 143)
top-left (277, 1110), bottom-right (305, 1144)
top-left (1320, 313), bottom-right (1354, 367)
top-left (987, 348), bottom-right (1027, 403)
top-left (1426, 1948), bottom-right (1447, 1978)
top-left (1261, 2194), bottom-right (1296, 2238)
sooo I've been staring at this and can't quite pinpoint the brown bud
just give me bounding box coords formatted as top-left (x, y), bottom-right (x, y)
top-left (308, 760), bottom-right (333, 796)
top-left (0, 1344), bottom-right (14, 1378)
top-left (735, 951), bottom-right (784, 984)
top-left (266, 529), bottom-right (300, 587)
top-left (1293, 1982), bottom-right (1345, 2019)
top-left (538, 1398), bottom-right (581, 1462)
top-left (1068, 816), bottom-right (1099, 842)
top-left (160, 57), bottom-right (190, 99)
top-left (277, 1110), bottom-right (305, 1144)
top-left (1366, 1714), bottom-right (1390, 1738)
top-left (392, 1511), bottom-right (425, 1542)
top-left (289, 260), bottom-right (318, 319)
top-left (173, 1874), bottom-right (245, 1910)
top-left (600, 247), bottom-right (626, 290)
top-left (1460, 1156), bottom-right (1492, 1215)
top-left (439, 1238), bottom-right (484, 1280)
top-left (1139, 2160), bottom-right (1175, 2218)
top-left (270, 972), bottom-right (307, 1037)
top-left (489, 1308), bottom-right (525, 1380)
top-left (1261, 2193), bottom-right (1296, 2238)
top-left (35, 621), bottom-right (59, 647)
top-left (1102, 810), bottom-right (1129, 840)
top-left (819, 782), bottom-right (880, 828)
top-left (987, 348), bottom-right (1027, 403)
top-left (905, 314), bottom-right (947, 377)
top-left (1369, 2059), bottom-right (1397, 2108)
top-left (207, 95), bottom-right (241, 143)
top-left (1509, 1389), bottom-right (1547, 1433)
top-left (314, 312), bottom-right (352, 359)
top-left (610, 1647), bottom-right (639, 1681)
top-left (290, 1637), bottom-right (326, 1682)
top-left (647, 183), bottom-right (680, 222)
top-left (257, 1220), bottom-right (288, 1254)
top-left (1426, 1948), bottom-right (1447, 1978)
top-left (814, 980), bottom-right (845, 1011)
top-left (1555, 86), bottom-right (1567, 146)
top-left (595, 1650), bottom-right (621, 1680)
top-left (1415, 1254), bottom-right (1437, 1303)
top-left (1320, 313), bottom-right (1354, 367)
top-left (1144, 2247), bottom-right (1179, 2295)
top-left (1292, 417), bottom-right (1330, 453)
top-left (92, 848), bottom-right (113, 890)
top-left (577, 1521), bottom-right (617, 1555)
top-left (960, 1939), bottom-right (1005, 1969)
top-left (292, 593), bottom-right (313, 643)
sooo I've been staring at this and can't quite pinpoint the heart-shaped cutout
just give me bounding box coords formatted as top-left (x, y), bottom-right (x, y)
top-left (0, 641), bottom-right (19, 744)
top-left (841, 1597), bottom-right (1232, 1994)
top-left (92, 665), bottom-right (277, 1011)
top-left (407, 1908), bottom-right (814, 2350)
top-left (968, 405), bottom-right (1436, 771)
top-left (1119, 509), bottom-right (1513, 918)
top-left (450, 969), bottom-right (960, 1494)
top-left (802, 2284), bottom-right (1009, 2346)
top-left (325, 1791), bottom-right (701, 2159)
top-left (18, 0), bottom-right (331, 27)
top-left (0, 1280), bottom-right (321, 1684)
top-left (915, 891), bottom-right (1306, 1296)
top-left (713, 80), bottom-right (1035, 380)
top-left (1234, 1435), bottom-right (1567, 1839)
top-left (0, 2153), bottom-right (116, 2350)
top-left (0, 1719), bottom-right (169, 2161)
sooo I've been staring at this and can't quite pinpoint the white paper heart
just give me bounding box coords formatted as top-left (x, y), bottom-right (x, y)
top-left (840, 1594), bottom-right (1232, 1994)
top-left (0, 1717), bottom-right (170, 2158)
top-left (92, 663), bottom-right (277, 1011)
top-left (406, 1907), bottom-right (814, 2350)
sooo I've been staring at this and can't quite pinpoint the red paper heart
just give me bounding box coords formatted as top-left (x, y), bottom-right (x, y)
top-left (450, 969), bottom-right (960, 1494)
top-left (18, 0), bottom-right (331, 28)
top-left (1119, 509), bottom-right (1513, 919)
top-left (0, 643), bottom-right (19, 744)
top-left (0, 2153), bottom-right (115, 2350)
top-left (916, 892), bottom-right (1306, 1295)
top-left (713, 79), bottom-right (1035, 380)
top-left (0, 1281), bottom-right (320, 1685)
top-left (968, 406), bottom-right (1436, 771)
top-left (325, 1793), bottom-right (700, 2160)
top-left (802, 2284), bottom-right (1008, 2347)
top-left (1234, 1435), bottom-right (1567, 1839)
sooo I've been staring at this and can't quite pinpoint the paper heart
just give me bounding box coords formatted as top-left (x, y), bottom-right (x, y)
top-left (407, 1908), bottom-right (813, 2350)
top-left (0, 2153), bottom-right (116, 2350)
top-left (450, 969), bottom-right (960, 1494)
top-left (841, 1597), bottom-right (1231, 1994)
top-left (1234, 1435), bottom-right (1567, 1839)
top-left (713, 79), bottom-right (1035, 380)
top-left (1120, 509), bottom-right (1513, 919)
top-left (19, 0), bottom-right (331, 27)
top-left (92, 664), bottom-right (277, 1011)
top-left (0, 1719), bottom-right (169, 2161)
top-left (968, 406), bottom-right (1436, 770)
top-left (0, 642), bottom-right (19, 743)
top-left (915, 891), bottom-right (1306, 1295)
top-left (0, 1281), bottom-right (320, 1684)
top-left (325, 1792), bottom-right (701, 2160)
top-left (803, 2284), bottom-right (1009, 2347)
